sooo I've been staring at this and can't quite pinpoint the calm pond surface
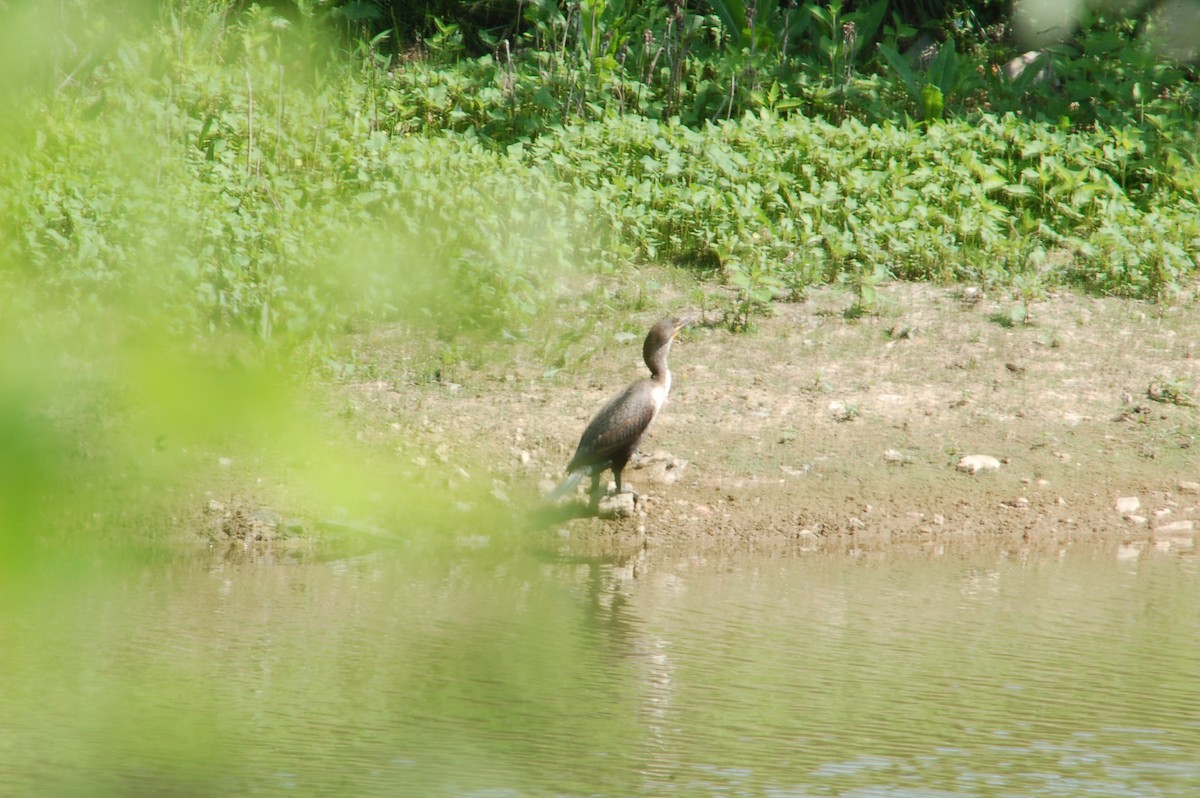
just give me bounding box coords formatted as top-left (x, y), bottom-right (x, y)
top-left (2, 537), bottom-right (1199, 796)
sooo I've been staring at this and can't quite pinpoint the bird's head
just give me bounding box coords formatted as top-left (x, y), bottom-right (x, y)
top-left (644, 314), bottom-right (696, 363)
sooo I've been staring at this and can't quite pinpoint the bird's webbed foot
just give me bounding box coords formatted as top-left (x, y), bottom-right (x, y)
top-left (588, 482), bottom-right (637, 506)
top-left (613, 480), bottom-right (637, 500)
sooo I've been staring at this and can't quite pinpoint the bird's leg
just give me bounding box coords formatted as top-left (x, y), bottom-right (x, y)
top-left (588, 470), bottom-right (603, 501)
top-left (614, 469), bottom-right (637, 499)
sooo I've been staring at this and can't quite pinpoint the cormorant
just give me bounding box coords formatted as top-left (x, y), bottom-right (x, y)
top-left (549, 315), bottom-right (695, 502)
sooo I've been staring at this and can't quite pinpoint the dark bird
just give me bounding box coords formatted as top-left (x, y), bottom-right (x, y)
top-left (550, 315), bottom-right (695, 502)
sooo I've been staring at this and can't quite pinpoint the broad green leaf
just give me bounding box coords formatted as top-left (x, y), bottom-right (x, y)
top-left (877, 43), bottom-right (920, 98)
top-left (708, 0), bottom-right (746, 47)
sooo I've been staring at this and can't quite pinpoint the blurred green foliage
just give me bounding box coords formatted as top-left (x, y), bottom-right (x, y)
top-left (0, 1), bottom-right (589, 557)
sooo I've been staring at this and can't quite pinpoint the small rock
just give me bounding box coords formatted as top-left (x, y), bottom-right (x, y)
top-left (957, 454), bottom-right (1001, 474)
top-left (218, 457), bottom-right (233, 467)
top-left (1155, 520), bottom-right (1196, 534)
top-left (1125, 514), bottom-right (1148, 526)
top-left (490, 486), bottom-right (510, 504)
top-left (827, 401), bottom-right (858, 422)
top-left (1116, 543), bottom-right (1143, 560)
top-left (632, 450), bottom-right (689, 485)
top-left (1179, 480), bottom-right (1200, 494)
top-left (598, 492), bottom-right (636, 519)
top-left (517, 450), bottom-right (531, 465)
top-left (1153, 507), bottom-right (1172, 518)
top-left (882, 448), bottom-right (907, 464)
top-left (249, 509), bottom-right (281, 528)
top-left (1115, 496), bottom-right (1141, 514)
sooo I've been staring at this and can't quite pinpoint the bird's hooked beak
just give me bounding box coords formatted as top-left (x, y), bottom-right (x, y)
top-left (671, 314), bottom-right (698, 338)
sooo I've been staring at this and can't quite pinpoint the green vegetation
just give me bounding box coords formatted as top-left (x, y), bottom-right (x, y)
top-left (0, 0), bottom-right (1198, 549)
top-left (3, 1), bottom-right (1197, 352)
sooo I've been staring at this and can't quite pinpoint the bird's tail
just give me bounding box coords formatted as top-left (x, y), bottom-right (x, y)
top-left (547, 470), bottom-right (584, 501)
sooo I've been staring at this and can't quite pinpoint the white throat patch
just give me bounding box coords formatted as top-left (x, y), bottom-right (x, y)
top-left (650, 371), bottom-right (671, 413)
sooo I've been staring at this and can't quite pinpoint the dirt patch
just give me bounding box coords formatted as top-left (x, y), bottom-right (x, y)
top-left (346, 283), bottom-right (1200, 557)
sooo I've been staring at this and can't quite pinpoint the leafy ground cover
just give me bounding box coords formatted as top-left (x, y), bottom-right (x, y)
top-left (3, 2), bottom-right (1198, 357)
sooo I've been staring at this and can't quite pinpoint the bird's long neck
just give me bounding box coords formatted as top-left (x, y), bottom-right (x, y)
top-left (645, 343), bottom-right (672, 388)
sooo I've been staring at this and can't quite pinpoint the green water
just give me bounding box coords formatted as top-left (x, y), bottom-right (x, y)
top-left (2, 539), bottom-right (1198, 797)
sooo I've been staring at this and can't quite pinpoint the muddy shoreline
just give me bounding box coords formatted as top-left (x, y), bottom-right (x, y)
top-left (320, 283), bottom-right (1200, 558)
